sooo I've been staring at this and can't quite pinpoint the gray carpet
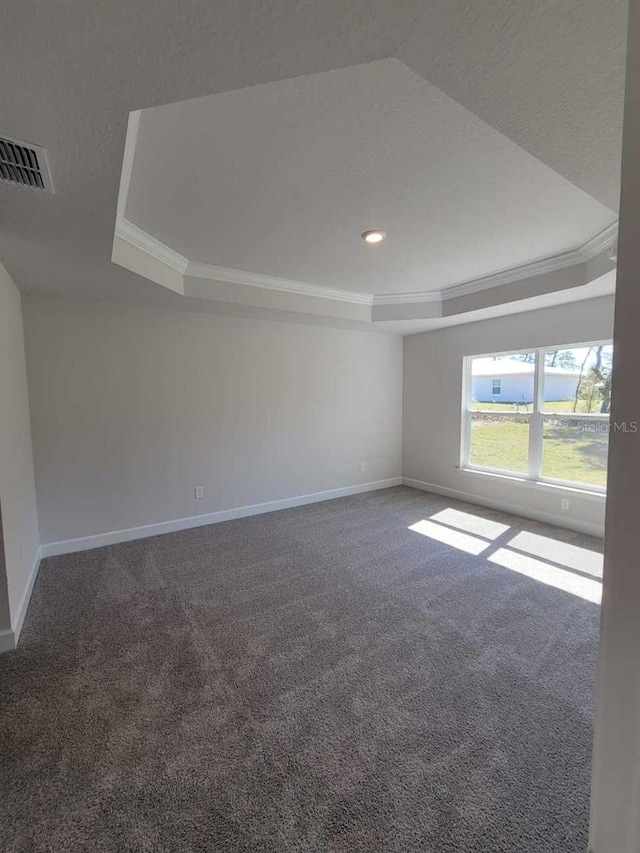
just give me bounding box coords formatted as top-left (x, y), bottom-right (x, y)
top-left (0, 486), bottom-right (603, 852)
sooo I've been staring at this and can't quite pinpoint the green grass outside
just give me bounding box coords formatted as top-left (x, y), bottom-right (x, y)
top-left (469, 418), bottom-right (608, 487)
top-left (471, 400), bottom-right (602, 413)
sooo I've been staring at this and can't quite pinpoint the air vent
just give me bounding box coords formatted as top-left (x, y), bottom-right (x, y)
top-left (0, 136), bottom-right (53, 193)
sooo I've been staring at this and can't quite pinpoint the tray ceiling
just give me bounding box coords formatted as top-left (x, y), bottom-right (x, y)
top-left (0, 0), bottom-right (626, 333)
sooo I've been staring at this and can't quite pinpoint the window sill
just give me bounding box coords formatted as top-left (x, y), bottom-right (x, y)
top-left (457, 466), bottom-right (607, 500)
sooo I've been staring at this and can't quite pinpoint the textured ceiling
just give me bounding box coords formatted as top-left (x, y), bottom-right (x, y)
top-left (127, 60), bottom-right (614, 295)
top-left (0, 0), bottom-right (627, 329)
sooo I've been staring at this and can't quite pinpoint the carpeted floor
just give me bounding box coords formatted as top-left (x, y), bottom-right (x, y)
top-left (0, 486), bottom-right (603, 852)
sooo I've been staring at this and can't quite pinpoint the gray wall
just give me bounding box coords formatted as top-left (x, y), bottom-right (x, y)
top-left (403, 296), bottom-right (614, 535)
top-left (0, 263), bottom-right (40, 635)
top-left (590, 5), bottom-right (640, 848)
top-left (24, 296), bottom-right (403, 545)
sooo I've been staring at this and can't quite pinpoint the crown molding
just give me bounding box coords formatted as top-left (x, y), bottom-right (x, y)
top-left (580, 221), bottom-right (618, 260)
top-left (443, 221), bottom-right (618, 300)
top-left (114, 214), bottom-right (617, 314)
top-left (372, 289), bottom-right (442, 305)
top-left (444, 249), bottom-right (585, 301)
top-left (186, 260), bottom-right (374, 305)
top-left (115, 215), bottom-right (372, 305)
top-left (115, 111), bottom-right (141, 220)
top-left (113, 111), bottom-right (617, 318)
top-left (115, 217), bottom-right (188, 274)
top-left (373, 221), bottom-right (618, 306)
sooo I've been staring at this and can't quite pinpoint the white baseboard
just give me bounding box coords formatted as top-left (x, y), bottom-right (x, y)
top-left (0, 547), bottom-right (42, 653)
top-left (12, 548), bottom-right (42, 645)
top-left (41, 478), bottom-right (403, 558)
top-left (0, 629), bottom-right (15, 654)
top-left (402, 477), bottom-right (604, 538)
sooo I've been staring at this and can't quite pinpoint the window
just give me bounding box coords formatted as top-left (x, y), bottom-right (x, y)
top-left (461, 343), bottom-right (612, 492)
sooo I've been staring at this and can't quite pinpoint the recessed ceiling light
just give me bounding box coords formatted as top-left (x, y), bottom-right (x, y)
top-left (362, 229), bottom-right (386, 245)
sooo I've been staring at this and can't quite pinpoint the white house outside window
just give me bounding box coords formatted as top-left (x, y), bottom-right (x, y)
top-left (461, 342), bottom-right (613, 492)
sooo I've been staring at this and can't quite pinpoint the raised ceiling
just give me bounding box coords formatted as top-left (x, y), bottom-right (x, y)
top-left (0, 0), bottom-right (627, 333)
top-left (123, 60), bottom-right (614, 297)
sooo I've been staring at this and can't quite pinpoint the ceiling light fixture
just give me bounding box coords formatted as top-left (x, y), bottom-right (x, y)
top-left (362, 229), bottom-right (386, 245)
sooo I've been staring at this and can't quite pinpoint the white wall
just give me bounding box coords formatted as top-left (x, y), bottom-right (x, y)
top-left (472, 373), bottom-right (578, 404)
top-left (403, 296), bottom-right (614, 536)
top-left (0, 263), bottom-right (40, 646)
top-left (472, 374), bottom-right (537, 404)
top-left (544, 374), bottom-right (580, 402)
top-left (23, 296), bottom-right (403, 547)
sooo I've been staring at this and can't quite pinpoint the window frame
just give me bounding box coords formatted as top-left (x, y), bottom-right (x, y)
top-left (460, 341), bottom-right (611, 494)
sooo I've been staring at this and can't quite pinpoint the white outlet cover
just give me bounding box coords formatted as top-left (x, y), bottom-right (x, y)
top-left (194, 486), bottom-right (204, 499)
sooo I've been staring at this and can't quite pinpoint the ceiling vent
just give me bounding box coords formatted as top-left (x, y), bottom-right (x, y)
top-left (0, 136), bottom-right (53, 193)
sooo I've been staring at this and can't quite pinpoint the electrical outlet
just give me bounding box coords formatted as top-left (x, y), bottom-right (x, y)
top-left (360, 461), bottom-right (367, 473)
top-left (194, 486), bottom-right (204, 499)
top-left (561, 498), bottom-right (570, 511)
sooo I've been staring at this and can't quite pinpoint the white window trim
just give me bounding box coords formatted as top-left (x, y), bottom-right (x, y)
top-left (460, 342), bottom-right (611, 495)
